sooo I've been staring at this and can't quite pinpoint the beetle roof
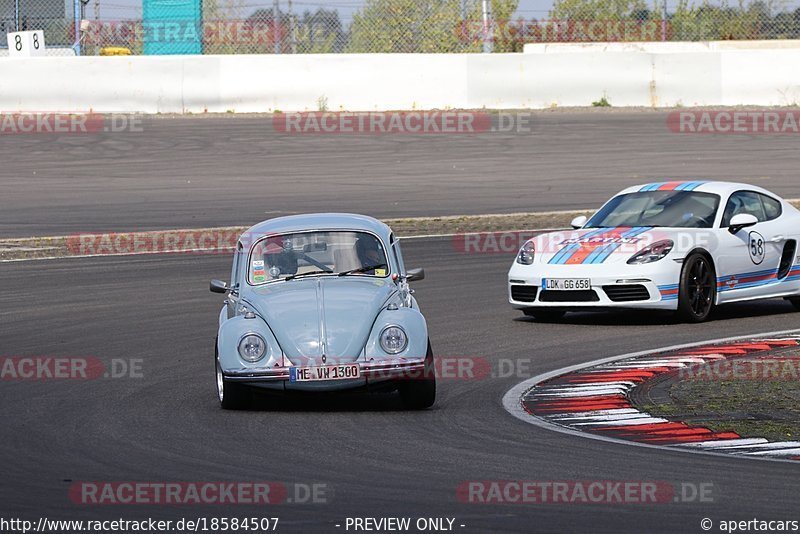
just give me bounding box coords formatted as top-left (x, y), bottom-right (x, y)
top-left (241, 213), bottom-right (393, 244)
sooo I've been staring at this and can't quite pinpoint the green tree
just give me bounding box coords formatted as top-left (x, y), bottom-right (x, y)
top-left (550, 0), bottom-right (653, 21)
top-left (347, 0), bottom-right (519, 53)
top-left (670, 0), bottom-right (784, 40)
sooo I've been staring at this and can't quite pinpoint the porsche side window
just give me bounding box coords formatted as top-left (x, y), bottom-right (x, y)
top-left (722, 191), bottom-right (767, 226)
top-left (760, 194), bottom-right (782, 221)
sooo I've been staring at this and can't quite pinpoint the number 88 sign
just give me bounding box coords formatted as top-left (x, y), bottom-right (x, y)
top-left (749, 231), bottom-right (766, 265)
top-left (6, 31), bottom-right (46, 57)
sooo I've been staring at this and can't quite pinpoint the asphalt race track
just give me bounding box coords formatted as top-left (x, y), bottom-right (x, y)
top-left (3, 237), bottom-right (800, 533)
top-left (3, 113), bottom-right (800, 533)
top-left (2, 111), bottom-right (800, 237)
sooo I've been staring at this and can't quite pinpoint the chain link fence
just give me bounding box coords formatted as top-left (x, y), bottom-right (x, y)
top-left (3, 0), bottom-right (800, 55)
top-left (0, 0), bottom-right (78, 54)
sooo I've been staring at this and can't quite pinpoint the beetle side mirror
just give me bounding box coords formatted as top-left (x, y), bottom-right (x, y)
top-left (570, 215), bottom-right (588, 229)
top-left (210, 279), bottom-right (229, 294)
top-left (728, 213), bottom-right (758, 234)
top-left (406, 268), bottom-right (425, 282)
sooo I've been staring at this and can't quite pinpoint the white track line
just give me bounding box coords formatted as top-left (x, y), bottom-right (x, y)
top-left (502, 328), bottom-right (800, 464)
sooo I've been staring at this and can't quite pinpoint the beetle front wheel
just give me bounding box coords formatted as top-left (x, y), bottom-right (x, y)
top-left (216, 339), bottom-right (249, 410)
top-left (398, 341), bottom-right (436, 410)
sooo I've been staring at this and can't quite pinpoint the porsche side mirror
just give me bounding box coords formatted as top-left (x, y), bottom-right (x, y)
top-left (210, 279), bottom-right (229, 294)
top-left (728, 213), bottom-right (759, 234)
top-left (406, 268), bottom-right (425, 282)
top-left (570, 215), bottom-right (588, 229)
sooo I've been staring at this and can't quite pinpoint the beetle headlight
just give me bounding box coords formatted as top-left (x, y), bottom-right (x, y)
top-left (380, 326), bottom-right (408, 354)
top-left (628, 239), bottom-right (674, 265)
top-left (516, 240), bottom-right (535, 265)
top-left (238, 333), bottom-right (266, 362)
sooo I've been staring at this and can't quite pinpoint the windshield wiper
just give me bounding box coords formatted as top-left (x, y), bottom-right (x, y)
top-left (283, 269), bottom-right (332, 281)
top-left (337, 264), bottom-right (387, 277)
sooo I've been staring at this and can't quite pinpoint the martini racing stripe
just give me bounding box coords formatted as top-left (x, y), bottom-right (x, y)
top-left (717, 266), bottom-right (800, 292)
top-left (717, 268), bottom-right (780, 292)
top-left (582, 226), bottom-right (651, 265)
top-left (562, 227), bottom-right (630, 265)
top-left (638, 181), bottom-right (707, 192)
top-left (548, 227), bottom-right (612, 265)
top-left (658, 284), bottom-right (680, 301)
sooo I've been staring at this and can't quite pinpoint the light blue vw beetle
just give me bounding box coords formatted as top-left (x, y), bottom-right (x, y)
top-left (210, 214), bottom-right (434, 410)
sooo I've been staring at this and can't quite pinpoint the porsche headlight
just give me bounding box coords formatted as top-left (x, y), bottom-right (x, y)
top-left (516, 240), bottom-right (535, 265)
top-left (380, 326), bottom-right (408, 354)
top-left (238, 333), bottom-right (266, 362)
top-left (628, 240), bottom-right (674, 265)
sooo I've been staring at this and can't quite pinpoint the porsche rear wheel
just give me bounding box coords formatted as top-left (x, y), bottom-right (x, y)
top-left (398, 341), bottom-right (436, 410)
top-left (677, 253), bottom-right (716, 323)
top-left (216, 339), bottom-right (249, 410)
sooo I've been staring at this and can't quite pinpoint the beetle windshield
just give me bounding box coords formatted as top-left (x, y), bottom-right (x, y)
top-left (586, 191), bottom-right (721, 229)
top-left (248, 231), bottom-right (389, 284)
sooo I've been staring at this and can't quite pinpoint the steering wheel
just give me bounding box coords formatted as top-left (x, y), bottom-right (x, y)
top-left (683, 214), bottom-right (708, 227)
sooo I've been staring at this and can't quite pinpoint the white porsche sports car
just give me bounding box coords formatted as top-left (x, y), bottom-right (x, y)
top-left (508, 181), bottom-right (800, 322)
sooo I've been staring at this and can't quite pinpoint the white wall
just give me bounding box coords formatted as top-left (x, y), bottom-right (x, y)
top-left (1, 41), bottom-right (799, 112)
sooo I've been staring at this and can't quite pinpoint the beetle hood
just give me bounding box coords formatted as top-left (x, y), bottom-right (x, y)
top-left (245, 277), bottom-right (397, 365)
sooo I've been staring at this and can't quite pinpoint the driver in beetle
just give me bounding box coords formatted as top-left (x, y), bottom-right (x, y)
top-left (355, 236), bottom-right (387, 274)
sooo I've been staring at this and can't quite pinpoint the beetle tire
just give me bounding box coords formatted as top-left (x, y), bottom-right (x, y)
top-left (216, 338), bottom-right (249, 410)
top-left (398, 341), bottom-right (436, 410)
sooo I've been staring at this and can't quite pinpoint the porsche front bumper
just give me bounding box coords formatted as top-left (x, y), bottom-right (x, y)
top-left (508, 261), bottom-right (682, 311)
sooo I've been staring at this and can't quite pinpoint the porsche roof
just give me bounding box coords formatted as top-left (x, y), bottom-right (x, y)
top-left (619, 181), bottom-right (780, 197)
top-left (242, 213), bottom-right (393, 243)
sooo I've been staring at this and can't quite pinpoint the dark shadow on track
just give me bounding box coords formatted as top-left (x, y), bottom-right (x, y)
top-left (225, 390), bottom-right (438, 413)
top-left (512, 300), bottom-right (799, 326)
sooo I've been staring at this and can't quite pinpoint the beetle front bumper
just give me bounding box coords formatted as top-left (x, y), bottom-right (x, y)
top-left (222, 358), bottom-right (428, 392)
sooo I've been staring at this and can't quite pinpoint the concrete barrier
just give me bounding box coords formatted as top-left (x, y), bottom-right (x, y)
top-left (0, 41), bottom-right (799, 112)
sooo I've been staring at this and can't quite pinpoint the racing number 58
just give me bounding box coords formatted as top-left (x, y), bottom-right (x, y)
top-left (749, 232), bottom-right (765, 265)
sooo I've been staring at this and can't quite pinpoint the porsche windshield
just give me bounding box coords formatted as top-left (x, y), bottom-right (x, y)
top-left (586, 191), bottom-right (721, 229)
top-left (248, 231), bottom-right (389, 284)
